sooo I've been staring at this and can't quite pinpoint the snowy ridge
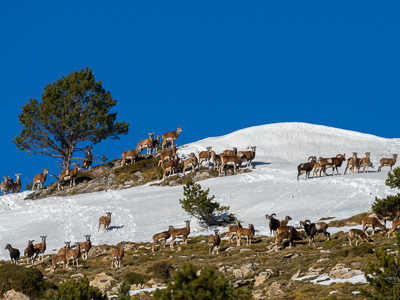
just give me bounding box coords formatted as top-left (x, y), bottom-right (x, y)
top-left (179, 122), bottom-right (400, 163)
top-left (0, 122), bottom-right (399, 261)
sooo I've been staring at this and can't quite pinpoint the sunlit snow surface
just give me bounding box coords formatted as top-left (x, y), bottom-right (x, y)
top-left (1, 122), bottom-right (399, 261)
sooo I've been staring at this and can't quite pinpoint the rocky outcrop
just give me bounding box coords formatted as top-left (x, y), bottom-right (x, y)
top-left (89, 273), bottom-right (115, 293)
top-left (264, 281), bottom-right (287, 298)
top-left (3, 290), bottom-right (30, 300)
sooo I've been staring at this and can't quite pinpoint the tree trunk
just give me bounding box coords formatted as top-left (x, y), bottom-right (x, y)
top-left (61, 148), bottom-right (74, 172)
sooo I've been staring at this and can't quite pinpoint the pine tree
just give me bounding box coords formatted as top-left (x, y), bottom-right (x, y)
top-left (179, 178), bottom-right (234, 227)
top-left (116, 280), bottom-right (130, 300)
top-left (152, 264), bottom-right (252, 300)
top-left (14, 67), bottom-right (129, 171)
top-left (372, 167), bottom-right (400, 218)
top-left (360, 234), bottom-right (400, 298)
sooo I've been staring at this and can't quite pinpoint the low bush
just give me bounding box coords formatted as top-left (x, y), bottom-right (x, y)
top-left (0, 263), bottom-right (48, 299)
top-left (146, 260), bottom-right (174, 282)
top-left (124, 272), bottom-right (150, 285)
top-left (51, 276), bottom-right (106, 300)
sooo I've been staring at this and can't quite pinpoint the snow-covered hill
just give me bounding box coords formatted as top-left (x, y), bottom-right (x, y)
top-left (0, 122), bottom-right (399, 261)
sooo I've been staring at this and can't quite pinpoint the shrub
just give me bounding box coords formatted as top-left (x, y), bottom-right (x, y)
top-left (116, 173), bottom-right (132, 184)
top-left (373, 167), bottom-right (400, 219)
top-left (147, 261), bottom-right (174, 282)
top-left (124, 272), bottom-right (150, 285)
top-left (0, 263), bottom-right (48, 299)
top-left (116, 280), bottom-right (130, 300)
top-left (360, 234), bottom-right (400, 298)
top-left (52, 276), bottom-right (106, 300)
top-left (179, 178), bottom-right (234, 227)
top-left (152, 263), bottom-right (252, 300)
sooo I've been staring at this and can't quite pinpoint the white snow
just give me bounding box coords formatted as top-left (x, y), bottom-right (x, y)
top-left (0, 122), bottom-right (399, 261)
top-left (294, 274), bottom-right (367, 285)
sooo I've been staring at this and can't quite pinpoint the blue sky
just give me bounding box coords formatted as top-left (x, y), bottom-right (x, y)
top-left (1, 1), bottom-right (399, 188)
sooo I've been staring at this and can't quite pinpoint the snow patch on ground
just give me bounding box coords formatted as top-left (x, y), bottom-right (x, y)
top-left (0, 122), bottom-right (398, 261)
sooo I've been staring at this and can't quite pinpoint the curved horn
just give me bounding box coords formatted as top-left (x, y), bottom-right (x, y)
top-left (271, 213), bottom-right (276, 218)
top-left (299, 221), bottom-right (304, 227)
top-left (304, 219), bottom-right (311, 224)
top-left (265, 214), bottom-right (270, 220)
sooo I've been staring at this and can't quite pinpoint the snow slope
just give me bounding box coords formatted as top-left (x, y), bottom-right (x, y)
top-left (0, 122), bottom-right (399, 261)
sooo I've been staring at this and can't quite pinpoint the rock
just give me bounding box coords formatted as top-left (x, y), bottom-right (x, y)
top-left (320, 249), bottom-right (331, 253)
top-left (265, 281), bottom-right (286, 298)
top-left (199, 240), bottom-right (206, 243)
top-left (232, 279), bottom-right (253, 288)
top-left (241, 263), bottom-right (255, 277)
top-left (291, 269), bottom-right (301, 280)
top-left (282, 253), bottom-right (295, 258)
top-left (3, 289), bottom-right (30, 300)
top-left (225, 247), bottom-right (236, 252)
top-left (252, 290), bottom-right (266, 300)
top-left (239, 248), bottom-right (251, 253)
top-left (89, 273), bottom-right (115, 292)
top-left (254, 271), bottom-right (272, 287)
top-left (138, 291), bottom-right (146, 297)
top-left (71, 273), bottom-right (84, 278)
top-left (306, 267), bottom-right (324, 276)
top-left (329, 264), bottom-right (350, 278)
top-left (351, 262), bottom-right (361, 267)
top-left (339, 270), bottom-right (364, 279)
top-left (329, 290), bottom-right (340, 294)
top-left (233, 269), bottom-right (243, 278)
top-left (317, 258), bottom-right (330, 262)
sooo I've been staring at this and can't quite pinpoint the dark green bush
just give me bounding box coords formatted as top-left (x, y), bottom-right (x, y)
top-left (152, 263), bottom-right (252, 300)
top-left (147, 261), bottom-right (174, 282)
top-left (0, 263), bottom-right (48, 299)
top-left (51, 276), bottom-right (106, 300)
top-left (124, 272), bottom-right (150, 285)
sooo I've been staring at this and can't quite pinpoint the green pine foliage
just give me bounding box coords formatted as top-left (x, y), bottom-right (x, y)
top-left (360, 234), bottom-right (400, 298)
top-left (13, 67), bottom-right (129, 171)
top-left (51, 276), bottom-right (106, 300)
top-left (0, 263), bottom-right (48, 299)
top-left (152, 264), bottom-right (252, 300)
top-left (179, 178), bottom-right (234, 226)
top-left (372, 167), bottom-right (400, 219)
top-left (386, 167), bottom-right (400, 189)
top-left (116, 280), bottom-right (130, 300)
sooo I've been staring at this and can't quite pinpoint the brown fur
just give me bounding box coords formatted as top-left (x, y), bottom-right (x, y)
top-left (274, 228), bottom-right (306, 252)
top-left (170, 220), bottom-right (191, 248)
top-left (98, 212), bottom-right (112, 232)
top-left (362, 216), bottom-right (386, 236)
top-left (81, 235), bottom-right (92, 260)
top-left (198, 147), bottom-right (212, 167)
top-left (121, 148), bottom-right (141, 166)
top-left (208, 229), bottom-right (221, 255)
top-left (348, 229), bottom-right (372, 246)
top-left (378, 154), bottom-right (397, 172)
top-left (32, 168), bottom-right (49, 190)
top-left (111, 243), bottom-right (126, 269)
top-left (386, 219), bottom-right (400, 238)
top-left (152, 226), bottom-right (175, 252)
top-left (237, 224), bottom-right (255, 246)
top-left (162, 126), bottom-right (182, 149)
top-left (33, 236), bottom-right (47, 262)
top-left (58, 163), bottom-right (80, 190)
top-left (183, 154), bottom-right (198, 175)
top-left (137, 133), bottom-right (154, 155)
top-left (228, 220), bottom-right (243, 243)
